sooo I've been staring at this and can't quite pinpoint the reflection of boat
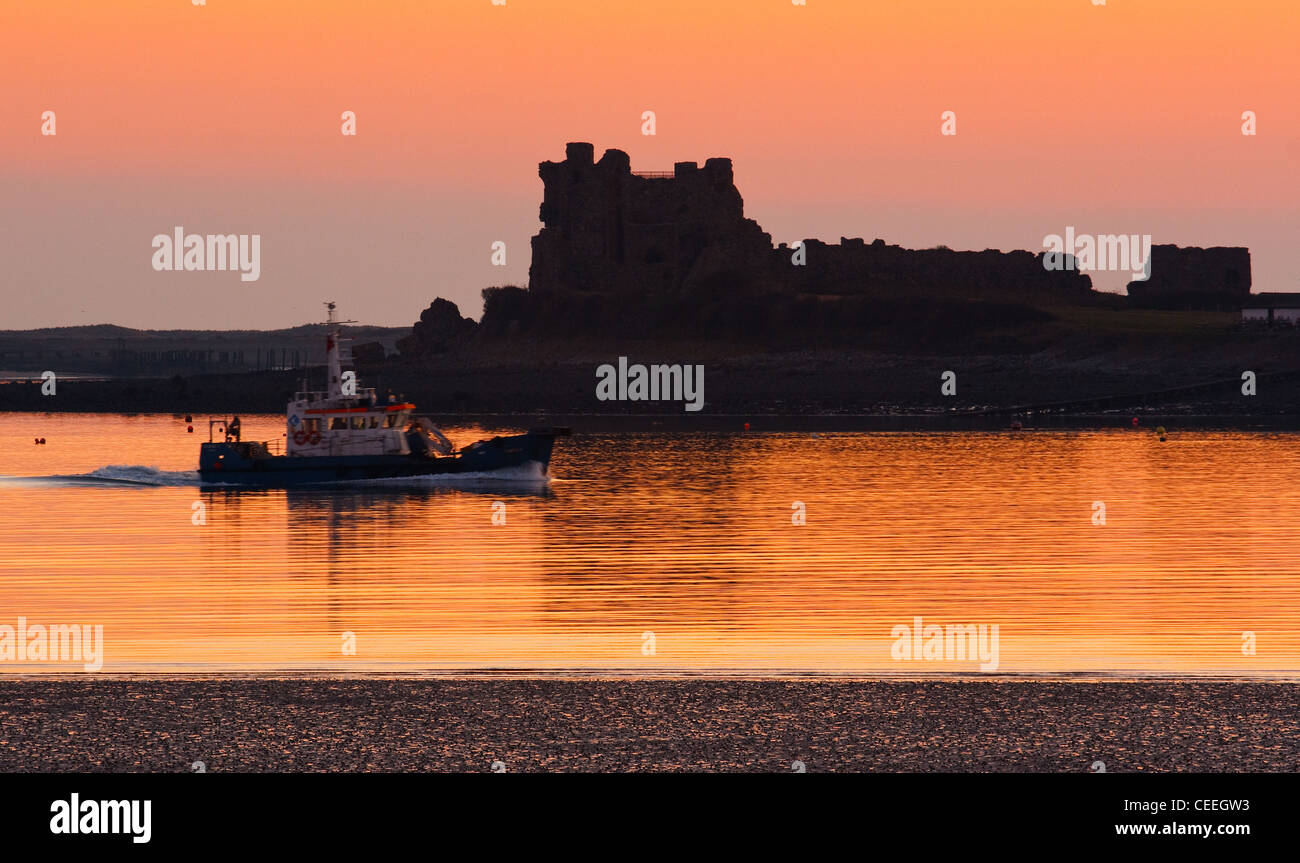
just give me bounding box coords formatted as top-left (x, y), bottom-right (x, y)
top-left (198, 303), bottom-right (568, 487)
top-left (281, 483), bottom-right (555, 512)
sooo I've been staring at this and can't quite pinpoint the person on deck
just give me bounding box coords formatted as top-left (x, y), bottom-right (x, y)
top-left (227, 416), bottom-right (242, 443)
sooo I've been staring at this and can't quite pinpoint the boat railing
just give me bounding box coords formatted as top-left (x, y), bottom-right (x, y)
top-left (236, 439), bottom-right (283, 457)
top-left (293, 387), bottom-right (378, 403)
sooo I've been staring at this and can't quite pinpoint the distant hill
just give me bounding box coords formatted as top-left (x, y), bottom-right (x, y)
top-left (0, 323), bottom-right (410, 377)
top-left (0, 323), bottom-right (406, 339)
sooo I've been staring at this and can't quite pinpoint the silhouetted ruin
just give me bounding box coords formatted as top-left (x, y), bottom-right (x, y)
top-left (401, 143), bottom-right (1257, 351)
top-left (529, 142), bottom-right (1096, 301)
top-left (1126, 245), bottom-right (1252, 310)
top-left (530, 143), bottom-right (774, 297)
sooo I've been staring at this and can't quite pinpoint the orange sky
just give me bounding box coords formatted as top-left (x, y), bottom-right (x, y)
top-left (2, 0), bottom-right (1297, 328)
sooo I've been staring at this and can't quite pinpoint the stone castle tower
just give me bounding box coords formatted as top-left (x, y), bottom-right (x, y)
top-left (529, 142), bottom-right (773, 297)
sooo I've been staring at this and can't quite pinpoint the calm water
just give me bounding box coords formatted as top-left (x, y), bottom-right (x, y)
top-left (1, 413), bottom-right (1298, 676)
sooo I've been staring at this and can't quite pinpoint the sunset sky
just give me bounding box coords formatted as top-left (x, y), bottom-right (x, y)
top-left (2, 0), bottom-right (1296, 329)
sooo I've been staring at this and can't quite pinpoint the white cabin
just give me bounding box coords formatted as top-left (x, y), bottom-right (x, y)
top-left (285, 303), bottom-right (414, 457)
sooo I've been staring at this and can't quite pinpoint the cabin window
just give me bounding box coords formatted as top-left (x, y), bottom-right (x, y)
top-left (369, 416), bottom-right (380, 429)
top-left (330, 417), bottom-right (346, 430)
top-left (304, 418), bottom-right (320, 433)
top-left (385, 415), bottom-right (397, 428)
top-left (351, 416), bottom-right (366, 430)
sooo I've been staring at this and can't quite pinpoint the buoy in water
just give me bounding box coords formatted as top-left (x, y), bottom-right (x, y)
top-left (187, 425), bottom-right (194, 433)
top-left (743, 422), bottom-right (750, 431)
top-left (184, 414), bottom-right (193, 423)
top-left (1156, 425), bottom-right (1167, 441)
top-left (1010, 420), bottom-right (1023, 431)
top-left (1131, 417), bottom-right (1139, 428)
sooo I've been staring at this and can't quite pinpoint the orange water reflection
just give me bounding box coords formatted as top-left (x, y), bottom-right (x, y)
top-left (1, 413), bottom-right (1298, 675)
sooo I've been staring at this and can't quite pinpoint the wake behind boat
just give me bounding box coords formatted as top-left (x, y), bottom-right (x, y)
top-left (198, 303), bottom-right (567, 487)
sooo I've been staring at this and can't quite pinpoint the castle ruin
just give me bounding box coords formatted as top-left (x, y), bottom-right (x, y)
top-left (528, 143), bottom-right (1249, 308)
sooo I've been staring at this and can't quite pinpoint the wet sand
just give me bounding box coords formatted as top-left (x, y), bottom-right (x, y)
top-left (1, 679), bottom-right (1295, 772)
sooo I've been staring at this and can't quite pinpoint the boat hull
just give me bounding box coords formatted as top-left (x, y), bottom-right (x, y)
top-left (198, 428), bottom-right (564, 487)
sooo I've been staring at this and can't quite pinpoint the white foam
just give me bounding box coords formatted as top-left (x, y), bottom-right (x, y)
top-left (74, 465), bottom-right (201, 486)
top-left (3, 460), bottom-right (549, 489)
top-left (0, 465), bottom-right (200, 487)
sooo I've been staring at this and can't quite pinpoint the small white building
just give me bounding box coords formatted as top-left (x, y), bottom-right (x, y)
top-left (1241, 293), bottom-right (1300, 324)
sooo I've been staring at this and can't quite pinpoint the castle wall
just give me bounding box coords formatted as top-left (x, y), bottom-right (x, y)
top-left (1126, 245), bottom-right (1252, 309)
top-left (529, 144), bottom-right (1245, 307)
top-left (774, 239), bottom-right (1092, 298)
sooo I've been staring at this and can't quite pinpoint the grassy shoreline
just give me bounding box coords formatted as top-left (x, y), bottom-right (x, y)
top-left (3, 353), bottom-right (1300, 424)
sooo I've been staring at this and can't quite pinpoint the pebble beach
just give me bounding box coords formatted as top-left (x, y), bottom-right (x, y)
top-left (1, 678), bottom-right (1295, 773)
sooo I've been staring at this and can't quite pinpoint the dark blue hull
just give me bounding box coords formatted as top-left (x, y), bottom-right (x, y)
top-left (198, 429), bottom-right (565, 487)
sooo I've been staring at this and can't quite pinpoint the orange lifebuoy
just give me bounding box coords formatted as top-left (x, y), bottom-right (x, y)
top-left (308, 430), bottom-right (321, 445)
top-left (293, 430), bottom-right (308, 445)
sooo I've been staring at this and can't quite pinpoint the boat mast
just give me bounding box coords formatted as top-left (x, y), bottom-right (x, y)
top-left (325, 301), bottom-right (343, 399)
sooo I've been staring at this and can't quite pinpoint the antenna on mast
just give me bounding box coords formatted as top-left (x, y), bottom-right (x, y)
top-left (321, 302), bottom-right (359, 399)
top-left (324, 301), bottom-right (344, 398)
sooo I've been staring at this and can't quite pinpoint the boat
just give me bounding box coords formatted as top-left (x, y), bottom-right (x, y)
top-left (197, 303), bottom-right (568, 486)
